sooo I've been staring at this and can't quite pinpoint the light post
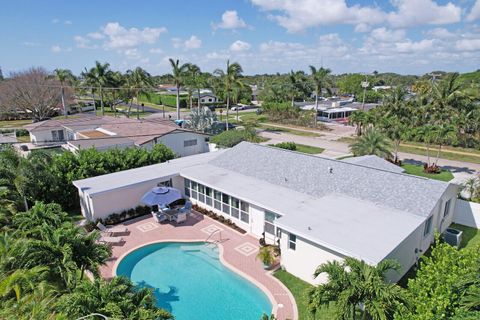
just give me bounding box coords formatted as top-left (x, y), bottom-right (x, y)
top-left (361, 75), bottom-right (369, 111)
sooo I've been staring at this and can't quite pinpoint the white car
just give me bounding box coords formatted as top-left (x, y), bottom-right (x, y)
top-left (231, 105), bottom-right (246, 111)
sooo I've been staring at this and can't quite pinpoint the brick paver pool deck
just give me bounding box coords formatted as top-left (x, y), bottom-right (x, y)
top-left (100, 211), bottom-right (298, 320)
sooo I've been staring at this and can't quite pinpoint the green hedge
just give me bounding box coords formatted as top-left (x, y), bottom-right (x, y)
top-left (140, 93), bottom-right (187, 108)
top-left (272, 142), bottom-right (297, 151)
top-left (211, 129), bottom-right (261, 148)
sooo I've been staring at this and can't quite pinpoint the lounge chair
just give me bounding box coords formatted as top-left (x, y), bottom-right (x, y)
top-left (97, 222), bottom-right (128, 235)
top-left (98, 236), bottom-right (124, 245)
top-left (176, 212), bottom-right (187, 224)
top-left (152, 212), bottom-right (168, 223)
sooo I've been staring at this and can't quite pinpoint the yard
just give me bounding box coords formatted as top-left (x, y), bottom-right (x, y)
top-left (0, 119), bottom-right (32, 129)
top-left (274, 270), bottom-right (334, 320)
top-left (401, 163), bottom-right (454, 182)
top-left (260, 125), bottom-right (323, 138)
top-left (450, 223), bottom-right (480, 249)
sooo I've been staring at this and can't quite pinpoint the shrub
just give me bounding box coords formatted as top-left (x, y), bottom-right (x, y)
top-left (211, 128), bottom-right (261, 148)
top-left (272, 142), bottom-right (297, 151)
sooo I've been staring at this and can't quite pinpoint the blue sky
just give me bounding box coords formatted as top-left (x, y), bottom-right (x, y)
top-left (1, 0), bottom-right (480, 76)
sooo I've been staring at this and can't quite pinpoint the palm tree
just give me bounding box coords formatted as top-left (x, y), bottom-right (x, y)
top-left (54, 69), bottom-right (75, 118)
top-left (308, 257), bottom-right (407, 320)
top-left (214, 60), bottom-right (243, 130)
top-left (126, 67), bottom-right (153, 119)
top-left (185, 105), bottom-right (218, 133)
top-left (432, 124), bottom-right (457, 167)
top-left (186, 63), bottom-right (201, 109)
top-left (309, 66), bottom-right (332, 126)
top-left (288, 70), bottom-right (304, 107)
top-left (380, 115), bottom-right (408, 164)
top-left (348, 111), bottom-right (369, 136)
top-left (349, 127), bottom-right (393, 159)
top-left (232, 81), bottom-right (245, 121)
top-left (169, 58), bottom-right (189, 119)
top-left (82, 61), bottom-right (113, 116)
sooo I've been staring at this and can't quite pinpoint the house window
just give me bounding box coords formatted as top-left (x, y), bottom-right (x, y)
top-left (51, 130), bottom-right (64, 141)
top-left (240, 201), bottom-right (249, 223)
top-left (289, 233), bottom-right (297, 250)
top-left (214, 190), bottom-right (222, 210)
top-left (205, 187), bottom-right (212, 206)
top-left (184, 179), bottom-right (190, 197)
top-left (424, 216), bottom-right (433, 237)
top-left (184, 139), bottom-right (197, 147)
top-left (231, 197), bottom-right (240, 219)
top-left (209, 98), bottom-right (212, 102)
top-left (157, 179), bottom-right (172, 187)
top-left (222, 194), bottom-right (230, 214)
top-left (191, 181), bottom-right (198, 199)
top-left (265, 211), bottom-right (280, 235)
top-left (443, 199), bottom-right (451, 217)
top-left (198, 184), bottom-right (205, 203)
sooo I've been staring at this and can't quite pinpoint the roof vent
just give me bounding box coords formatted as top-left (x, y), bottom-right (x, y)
top-left (328, 167), bottom-right (333, 174)
top-left (308, 226), bottom-right (312, 231)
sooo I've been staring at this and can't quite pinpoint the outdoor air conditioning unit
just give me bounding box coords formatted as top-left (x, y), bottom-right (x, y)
top-left (443, 228), bottom-right (463, 247)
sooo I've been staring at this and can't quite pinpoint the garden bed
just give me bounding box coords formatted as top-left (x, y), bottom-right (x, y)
top-left (192, 204), bottom-right (247, 234)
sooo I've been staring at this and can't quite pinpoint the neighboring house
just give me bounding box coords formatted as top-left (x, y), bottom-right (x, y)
top-left (24, 115), bottom-right (210, 157)
top-left (192, 93), bottom-right (218, 104)
top-left (73, 142), bottom-right (459, 285)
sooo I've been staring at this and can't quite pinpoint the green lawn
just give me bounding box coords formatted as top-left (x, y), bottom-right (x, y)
top-left (0, 119), bottom-right (32, 128)
top-left (296, 144), bottom-right (325, 154)
top-left (138, 100), bottom-right (177, 112)
top-left (274, 270), bottom-right (334, 320)
top-left (450, 223), bottom-right (480, 249)
top-left (401, 163), bottom-right (454, 182)
top-left (260, 125), bottom-right (322, 138)
top-left (398, 145), bottom-right (480, 165)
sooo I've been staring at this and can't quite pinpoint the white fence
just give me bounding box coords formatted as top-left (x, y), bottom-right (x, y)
top-left (454, 199), bottom-right (480, 229)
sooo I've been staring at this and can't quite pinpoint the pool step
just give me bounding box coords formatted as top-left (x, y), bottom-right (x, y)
top-left (180, 246), bottom-right (219, 261)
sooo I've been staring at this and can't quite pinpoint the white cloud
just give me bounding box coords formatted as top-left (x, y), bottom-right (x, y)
top-left (124, 48), bottom-right (141, 59)
top-left (100, 22), bottom-right (167, 49)
top-left (424, 27), bottom-right (455, 39)
top-left (22, 41), bottom-right (39, 47)
top-left (172, 36), bottom-right (202, 50)
top-left (149, 48), bottom-right (163, 54)
top-left (74, 35), bottom-right (96, 49)
top-left (64, 20), bottom-right (72, 25)
top-left (213, 10), bottom-right (248, 29)
top-left (395, 39), bottom-right (435, 53)
top-left (251, 0), bottom-right (386, 32)
top-left (259, 40), bottom-right (304, 52)
top-left (388, 0), bottom-right (461, 28)
top-left (370, 28), bottom-right (406, 42)
top-left (467, 0), bottom-right (480, 22)
top-left (87, 32), bottom-right (104, 40)
top-left (51, 18), bottom-right (59, 24)
top-left (230, 40), bottom-right (251, 51)
top-left (184, 35), bottom-right (202, 49)
top-left (51, 45), bottom-right (71, 53)
top-left (455, 39), bottom-right (480, 51)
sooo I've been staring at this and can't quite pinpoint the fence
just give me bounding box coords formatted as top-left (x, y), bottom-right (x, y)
top-left (454, 199), bottom-right (480, 229)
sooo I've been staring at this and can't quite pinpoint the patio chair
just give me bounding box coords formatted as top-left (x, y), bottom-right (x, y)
top-left (97, 222), bottom-right (128, 235)
top-left (98, 236), bottom-right (124, 246)
top-left (176, 212), bottom-right (187, 224)
top-left (152, 212), bottom-right (167, 223)
top-left (179, 201), bottom-right (192, 214)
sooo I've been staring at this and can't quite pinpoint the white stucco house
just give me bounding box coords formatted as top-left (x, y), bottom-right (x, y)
top-left (73, 142), bottom-right (459, 285)
top-left (192, 93), bottom-right (218, 104)
top-left (24, 115), bottom-right (210, 157)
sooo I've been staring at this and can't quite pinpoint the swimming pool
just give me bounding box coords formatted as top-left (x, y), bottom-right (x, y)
top-left (116, 242), bottom-right (272, 320)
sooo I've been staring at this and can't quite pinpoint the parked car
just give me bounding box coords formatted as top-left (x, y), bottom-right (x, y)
top-left (211, 121), bottom-right (236, 133)
top-left (231, 105), bottom-right (246, 111)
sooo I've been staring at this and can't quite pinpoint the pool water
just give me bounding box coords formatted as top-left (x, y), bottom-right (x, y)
top-left (116, 242), bottom-right (272, 320)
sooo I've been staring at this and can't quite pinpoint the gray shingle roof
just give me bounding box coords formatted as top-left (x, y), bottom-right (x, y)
top-left (342, 155), bottom-right (405, 174)
top-left (209, 142), bottom-right (450, 218)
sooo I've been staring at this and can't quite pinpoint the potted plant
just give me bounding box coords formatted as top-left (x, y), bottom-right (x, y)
top-left (257, 246), bottom-right (275, 269)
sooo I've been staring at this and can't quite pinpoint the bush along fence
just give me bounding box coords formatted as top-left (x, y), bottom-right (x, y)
top-left (192, 204), bottom-right (247, 234)
top-left (84, 205), bottom-right (151, 232)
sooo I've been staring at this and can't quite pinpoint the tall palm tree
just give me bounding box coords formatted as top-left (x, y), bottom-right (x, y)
top-left (349, 127), bottom-right (393, 159)
top-left (169, 58), bottom-right (189, 120)
top-left (126, 67), bottom-right (153, 119)
top-left (232, 81), bottom-right (244, 121)
top-left (214, 60), bottom-right (243, 130)
top-left (288, 70), bottom-right (304, 107)
top-left (82, 61), bottom-right (113, 116)
top-left (186, 63), bottom-right (201, 109)
top-left (54, 69), bottom-right (75, 118)
top-left (309, 66), bottom-right (332, 126)
top-left (308, 257), bottom-right (407, 320)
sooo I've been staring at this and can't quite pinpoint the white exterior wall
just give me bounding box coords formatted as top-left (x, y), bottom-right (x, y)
top-left (81, 175), bottom-right (177, 221)
top-left (250, 204), bottom-right (266, 238)
top-left (156, 132), bottom-right (208, 157)
top-left (454, 199), bottom-right (480, 228)
top-left (279, 231), bottom-right (345, 285)
top-left (30, 129), bottom-right (64, 143)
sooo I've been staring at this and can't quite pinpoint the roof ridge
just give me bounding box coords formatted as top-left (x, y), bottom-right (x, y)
top-left (245, 142), bottom-right (447, 184)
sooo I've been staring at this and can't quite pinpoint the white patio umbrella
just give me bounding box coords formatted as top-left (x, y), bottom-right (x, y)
top-left (140, 187), bottom-right (182, 207)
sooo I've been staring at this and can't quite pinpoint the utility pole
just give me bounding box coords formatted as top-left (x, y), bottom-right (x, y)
top-left (361, 74), bottom-right (369, 111)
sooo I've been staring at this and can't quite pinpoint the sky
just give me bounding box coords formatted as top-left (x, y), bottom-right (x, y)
top-left (1, 0), bottom-right (480, 76)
